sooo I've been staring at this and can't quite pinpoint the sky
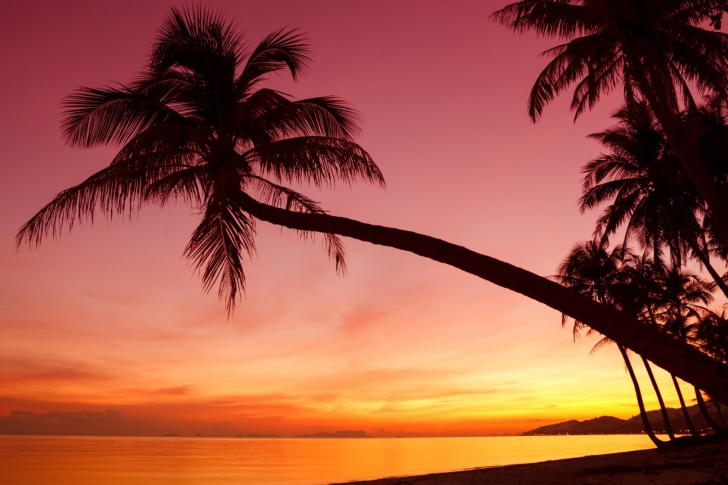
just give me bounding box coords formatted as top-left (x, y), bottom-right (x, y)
top-left (0, 0), bottom-right (708, 437)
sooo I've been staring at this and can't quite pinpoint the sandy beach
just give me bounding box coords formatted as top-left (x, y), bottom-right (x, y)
top-left (337, 441), bottom-right (728, 485)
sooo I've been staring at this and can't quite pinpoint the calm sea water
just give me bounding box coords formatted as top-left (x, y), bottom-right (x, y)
top-left (0, 434), bottom-right (658, 485)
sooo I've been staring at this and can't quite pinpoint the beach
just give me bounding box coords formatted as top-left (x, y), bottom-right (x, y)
top-left (339, 441), bottom-right (728, 485)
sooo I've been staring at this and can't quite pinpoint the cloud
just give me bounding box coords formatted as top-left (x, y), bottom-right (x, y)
top-left (0, 357), bottom-right (113, 388)
top-left (149, 386), bottom-right (195, 396)
top-left (0, 409), bottom-right (161, 436)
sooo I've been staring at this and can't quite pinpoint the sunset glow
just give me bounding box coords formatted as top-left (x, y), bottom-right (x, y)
top-left (0, 0), bottom-right (698, 437)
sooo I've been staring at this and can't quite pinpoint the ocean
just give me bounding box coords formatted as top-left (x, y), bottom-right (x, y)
top-left (1, 434), bottom-right (658, 485)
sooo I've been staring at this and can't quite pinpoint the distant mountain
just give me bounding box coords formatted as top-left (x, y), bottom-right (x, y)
top-left (522, 404), bottom-right (723, 436)
top-left (296, 430), bottom-right (369, 438)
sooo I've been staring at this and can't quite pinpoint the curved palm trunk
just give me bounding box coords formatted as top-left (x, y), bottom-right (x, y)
top-left (671, 375), bottom-right (698, 437)
top-left (642, 358), bottom-right (675, 439)
top-left (631, 66), bottom-right (728, 249)
top-left (238, 193), bottom-right (728, 404)
top-left (620, 347), bottom-right (665, 448)
top-left (696, 388), bottom-right (725, 434)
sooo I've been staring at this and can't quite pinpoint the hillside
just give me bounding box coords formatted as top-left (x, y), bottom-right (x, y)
top-left (522, 404), bottom-right (724, 435)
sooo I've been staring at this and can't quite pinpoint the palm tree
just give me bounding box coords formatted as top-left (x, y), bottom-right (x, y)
top-left (653, 263), bottom-right (714, 435)
top-left (17, 7), bottom-right (385, 315)
top-left (555, 240), bottom-right (669, 446)
top-left (15, 6), bottom-right (728, 405)
top-left (611, 252), bottom-right (681, 438)
top-left (579, 102), bottom-right (728, 435)
top-left (579, 102), bottom-right (728, 297)
top-left (696, 307), bottom-right (728, 432)
top-left (492, 0), bottom-right (728, 250)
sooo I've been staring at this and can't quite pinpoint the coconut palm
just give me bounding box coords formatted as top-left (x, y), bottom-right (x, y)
top-left (579, 102), bottom-right (728, 297)
top-left (16, 7), bottom-right (385, 315)
top-left (555, 240), bottom-right (670, 446)
top-left (692, 97), bottom-right (728, 265)
top-left (611, 252), bottom-right (684, 437)
top-left (653, 263), bottom-right (714, 435)
top-left (15, 6), bottom-right (728, 405)
top-left (580, 101), bottom-right (728, 434)
top-left (695, 307), bottom-right (728, 432)
top-left (492, 0), bottom-right (728, 249)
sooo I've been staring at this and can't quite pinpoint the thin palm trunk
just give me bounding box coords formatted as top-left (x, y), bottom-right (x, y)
top-left (620, 346), bottom-right (665, 448)
top-left (671, 375), bottom-right (698, 437)
top-left (238, 193), bottom-right (728, 403)
top-left (696, 387), bottom-right (725, 434)
top-left (642, 358), bottom-right (675, 439)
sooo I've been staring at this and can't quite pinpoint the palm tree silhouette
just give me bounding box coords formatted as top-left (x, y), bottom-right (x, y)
top-left (579, 104), bottom-right (719, 434)
top-left (555, 240), bottom-right (671, 446)
top-left (580, 103), bottom-right (728, 297)
top-left (15, 6), bottom-right (728, 406)
top-left (697, 308), bottom-right (728, 432)
top-left (611, 252), bottom-right (683, 438)
top-left (17, 7), bottom-right (384, 315)
top-left (654, 263), bottom-right (713, 435)
top-left (492, 0), bottom-right (728, 251)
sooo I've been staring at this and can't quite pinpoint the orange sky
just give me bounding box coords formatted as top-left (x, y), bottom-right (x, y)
top-left (0, 0), bottom-right (704, 437)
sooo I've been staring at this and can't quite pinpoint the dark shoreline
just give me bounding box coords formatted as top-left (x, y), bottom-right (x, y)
top-left (335, 441), bottom-right (728, 485)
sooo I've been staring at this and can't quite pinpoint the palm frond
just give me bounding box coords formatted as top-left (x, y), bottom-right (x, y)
top-left (239, 90), bottom-right (363, 142)
top-left (62, 85), bottom-right (188, 147)
top-left (528, 34), bottom-right (605, 120)
top-left (246, 137), bottom-right (384, 187)
top-left (16, 158), bottom-right (153, 247)
top-left (590, 336), bottom-right (614, 354)
top-left (244, 176), bottom-right (346, 275)
top-left (237, 27), bottom-right (311, 92)
top-left (144, 166), bottom-right (207, 207)
top-left (491, 0), bottom-right (590, 38)
top-left (185, 195), bottom-right (256, 315)
top-left (150, 6), bottom-right (244, 75)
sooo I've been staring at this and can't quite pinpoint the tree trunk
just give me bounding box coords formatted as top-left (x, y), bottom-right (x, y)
top-left (642, 358), bottom-right (675, 439)
top-left (238, 193), bottom-right (728, 403)
top-left (696, 387), bottom-right (724, 434)
top-left (672, 375), bottom-right (698, 437)
top-left (620, 346), bottom-right (665, 448)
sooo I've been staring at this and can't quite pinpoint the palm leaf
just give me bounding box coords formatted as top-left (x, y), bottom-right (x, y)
top-left (244, 176), bottom-right (347, 275)
top-left (237, 28), bottom-right (311, 92)
top-left (185, 195), bottom-right (256, 315)
top-left (247, 137), bottom-right (384, 187)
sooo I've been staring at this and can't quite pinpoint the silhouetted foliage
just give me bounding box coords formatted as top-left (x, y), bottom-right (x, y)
top-left (16, 6), bottom-right (384, 314)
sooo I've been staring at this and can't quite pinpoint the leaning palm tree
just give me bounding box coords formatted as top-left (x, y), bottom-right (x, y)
top-left (492, 0), bottom-right (728, 250)
top-left (555, 240), bottom-right (669, 446)
top-left (17, 7), bottom-right (385, 315)
top-left (15, 6), bottom-right (728, 405)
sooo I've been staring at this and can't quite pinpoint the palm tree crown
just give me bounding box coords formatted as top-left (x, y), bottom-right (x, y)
top-left (580, 104), bottom-right (706, 262)
top-left (16, 7), bottom-right (384, 314)
top-left (492, 0), bottom-right (728, 250)
top-left (492, 0), bottom-right (728, 121)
